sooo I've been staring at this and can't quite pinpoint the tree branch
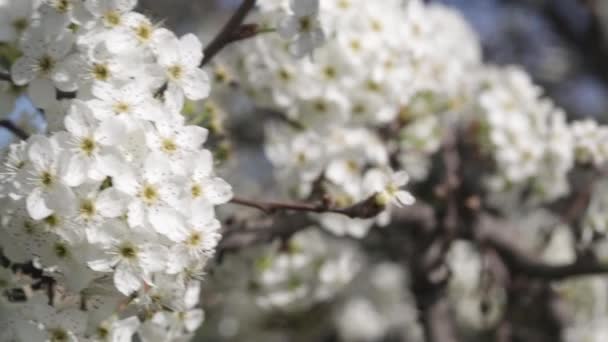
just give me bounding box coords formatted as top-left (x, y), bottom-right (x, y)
top-left (56, 89), bottom-right (77, 100)
top-left (411, 134), bottom-right (461, 342)
top-left (218, 213), bottom-right (314, 254)
top-left (229, 195), bottom-right (385, 219)
top-left (0, 70), bottom-right (11, 83)
top-left (220, 202), bottom-right (437, 256)
top-left (200, 0), bottom-right (258, 66)
top-left (475, 214), bottom-right (608, 280)
top-left (0, 120), bottom-right (29, 140)
top-left (422, 296), bottom-right (458, 342)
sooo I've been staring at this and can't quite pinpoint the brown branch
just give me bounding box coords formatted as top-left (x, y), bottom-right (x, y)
top-left (229, 195), bottom-right (385, 219)
top-left (438, 132), bottom-right (461, 238)
top-left (218, 213), bottom-right (314, 254)
top-left (56, 89), bottom-right (77, 100)
top-left (422, 296), bottom-right (458, 342)
top-left (0, 120), bottom-right (29, 140)
top-left (200, 0), bottom-right (258, 66)
top-left (0, 70), bottom-right (11, 83)
top-left (547, 167), bottom-right (604, 228)
top-left (220, 201), bottom-right (437, 256)
top-left (3, 252), bottom-right (56, 304)
top-left (475, 214), bottom-right (608, 280)
top-left (258, 107), bottom-right (306, 130)
top-left (560, 184), bottom-right (594, 226)
top-left (412, 134), bottom-right (461, 342)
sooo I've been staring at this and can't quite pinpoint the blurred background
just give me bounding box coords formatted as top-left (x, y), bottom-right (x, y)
top-left (136, 0), bottom-right (608, 122)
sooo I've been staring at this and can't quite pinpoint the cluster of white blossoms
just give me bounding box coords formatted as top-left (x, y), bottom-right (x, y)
top-left (0, 0), bottom-right (234, 340)
top-left (199, 233), bottom-right (424, 342)
top-left (570, 119), bottom-right (608, 166)
top-left (475, 66), bottom-right (575, 203)
top-left (217, 0), bottom-right (484, 236)
top-left (198, 229), bottom-right (366, 340)
top-left (250, 229), bottom-right (360, 311)
top-left (334, 262), bottom-right (423, 342)
top-left (220, 0), bottom-right (608, 213)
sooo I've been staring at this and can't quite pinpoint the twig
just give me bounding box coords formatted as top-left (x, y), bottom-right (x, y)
top-left (259, 107), bottom-right (306, 130)
top-left (56, 89), bottom-right (77, 100)
top-left (409, 134), bottom-right (462, 342)
top-left (439, 131), bottom-right (460, 237)
top-left (218, 213), bottom-right (314, 253)
top-left (556, 167), bottom-right (608, 227)
top-left (421, 296), bottom-right (458, 342)
top-left (0, 70), bottom-right (11, 83)
top-left (200, 0), bottom-right (258, 66)
top-left (0, 120), bottom-right (29, 140)
top-left (229, 195), bottom-right (385, 219)
top-left (487, 236), bottom-right (608, 280)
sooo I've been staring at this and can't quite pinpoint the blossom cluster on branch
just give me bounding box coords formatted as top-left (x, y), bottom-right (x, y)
top-left (2, 0), bottom-right (608, 341)
top-left (0, 0), bottom-right (233, 340)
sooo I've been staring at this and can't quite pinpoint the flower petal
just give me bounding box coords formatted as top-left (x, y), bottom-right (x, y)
top-left (178, 33), bottom-right (203, 67)
top-left (10, 56), bottom-right (38, 85)
top-left (179, 68), bottom-right (210, 100)
top-left (26, 187), bottom-right (53, 220)
top-left (148, 208), bottom-right (188, 242)
top-left (395, 191), bottom-right (415, 206)
top-left (96, 188), bottom-right (127, 218)
top-left (114, 264), bottom-right (142, 295)
top-left (201, 177), bottom-right (233, 204)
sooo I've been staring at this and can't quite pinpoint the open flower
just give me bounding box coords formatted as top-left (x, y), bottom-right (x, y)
top-left (18, 135), bottom-right (76, 220)
top-left (88, 220), bottom-right (167, 295)
top-left (11, 25), bottom-right (77, 108)
top-left (151, 28), bottom-right (210, 100)
top-left (364, 168), bottom-right (415, 208)
top-left (278, 0), bottom-right (325, 58)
